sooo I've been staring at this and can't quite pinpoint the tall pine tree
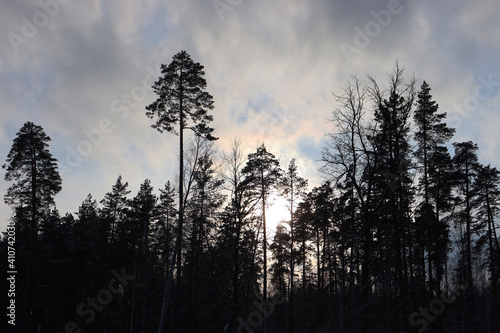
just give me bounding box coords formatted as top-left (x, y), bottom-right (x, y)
top-left (3, 121), bottom-right (62, 331)
top-left (278, 158), bottom-right (308, 333)
top-left (146, 50), bottom-right (217, 332)
top-left (242, 143), bottom-right (281, 316)
top-left (413, 81), bottom-right (455, 298)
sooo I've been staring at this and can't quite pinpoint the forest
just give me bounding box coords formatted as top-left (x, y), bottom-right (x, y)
top-left (1, 51), bottom-right (499, 333)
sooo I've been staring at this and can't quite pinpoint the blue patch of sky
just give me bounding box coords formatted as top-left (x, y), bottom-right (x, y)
top-left (2, 119), bottom-right (21, 144)
top-left (475, 72), bottom-right (500, 100)
top-left (1, 68), bottom-right (53, 129)
top-left (230, 93), bottom-right (272, 124)
top-left (246, 93), bottom-right (272, 114)
top-left (297, 135), bottom-right (326, 162)
top-left (235, 110), bottom-right (247, 125)
top-left (448, 72), bottom-right (500, 147)
top-left (128, 142), bottom-right (138, 157)
top-left (137, 5), bottom-right (173, 47)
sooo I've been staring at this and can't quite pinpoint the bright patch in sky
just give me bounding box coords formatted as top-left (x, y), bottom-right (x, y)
top-left (266, 196), bottom-right (291, 233)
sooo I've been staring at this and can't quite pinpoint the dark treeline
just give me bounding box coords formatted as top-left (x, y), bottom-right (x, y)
top-left (1, 54), bottom-right (499, 333)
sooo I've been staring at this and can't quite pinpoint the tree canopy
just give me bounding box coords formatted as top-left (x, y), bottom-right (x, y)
top-left (2, 64), bottom-right (499, 333)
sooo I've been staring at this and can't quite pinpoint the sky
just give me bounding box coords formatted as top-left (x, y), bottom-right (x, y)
top-left (1, 0), bottom-right (500, 232)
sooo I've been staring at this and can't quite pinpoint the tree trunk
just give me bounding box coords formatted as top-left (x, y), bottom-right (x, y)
top-left (288, 194), bottom-right (294, 333)
top-left (176, 78), bottom-right (184, 332)
top-left (262, 182), bottom-right (268, 333)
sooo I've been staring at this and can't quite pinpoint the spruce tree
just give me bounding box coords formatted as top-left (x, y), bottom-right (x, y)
top-left (369, 68), bottom-right (414, 329)
top-left (100, 175), bottom-right (130, 250)
top-left (413, 81), bottom-right (455, 298)
top-left (130, 179), bottom-right (157, 332)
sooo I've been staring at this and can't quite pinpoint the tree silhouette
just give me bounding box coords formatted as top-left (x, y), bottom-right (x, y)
top-left (3, 63), bottom-right (500, 333)
top-left (101, 175), bottom-right (130, 251)
top-left (3, 121), bottom-right (62, 331)
top-left (242, 143), bottom-right (281, 331)
top-left (414, 81), bottom-right (455, 298)
top-left (278, 158), bottom-right (308, 333)
top-left (146, 50), bottom-right (217, 331)
top-left (453, 141), bottom-right (480, 330)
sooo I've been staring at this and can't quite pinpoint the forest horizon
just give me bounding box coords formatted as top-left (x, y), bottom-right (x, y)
top-left (2, 55), bottom-right (499, 332)
top-left (2, 1), bottom-right (500, 332)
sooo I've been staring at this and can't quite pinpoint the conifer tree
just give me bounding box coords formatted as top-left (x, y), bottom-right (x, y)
top-left (3, 121), bottom-right (62, 331)
top-left (242, 144), bottom-right (281, 310)
top-left (146, 50), bottom-right (217, 331)
top-left (130, 179), bottom-right (157, 332)
top-left (270, 223), bottom-right (291, 298)
top-left (413, 81), bottom-right (455, 297)
top-left (278, 158), bottom-right (308, 333)
top-left (368, 67), bottom-right (415, 329)
top-left (101, 175), bottom-right (130, 250)
top-left (453, 141), bottom-right (480, 330)
top-left (221, 139), bottom-right (261, 332)
top-left (453, 141), bottom-right (479, 288)
top-left (472, 165), bottom-right (500, 295)
top-left (294, 200), bottom-right (313, 296)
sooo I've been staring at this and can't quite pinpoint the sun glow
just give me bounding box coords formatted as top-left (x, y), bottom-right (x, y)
top-left (265, 196), bottom-right (291, 233)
